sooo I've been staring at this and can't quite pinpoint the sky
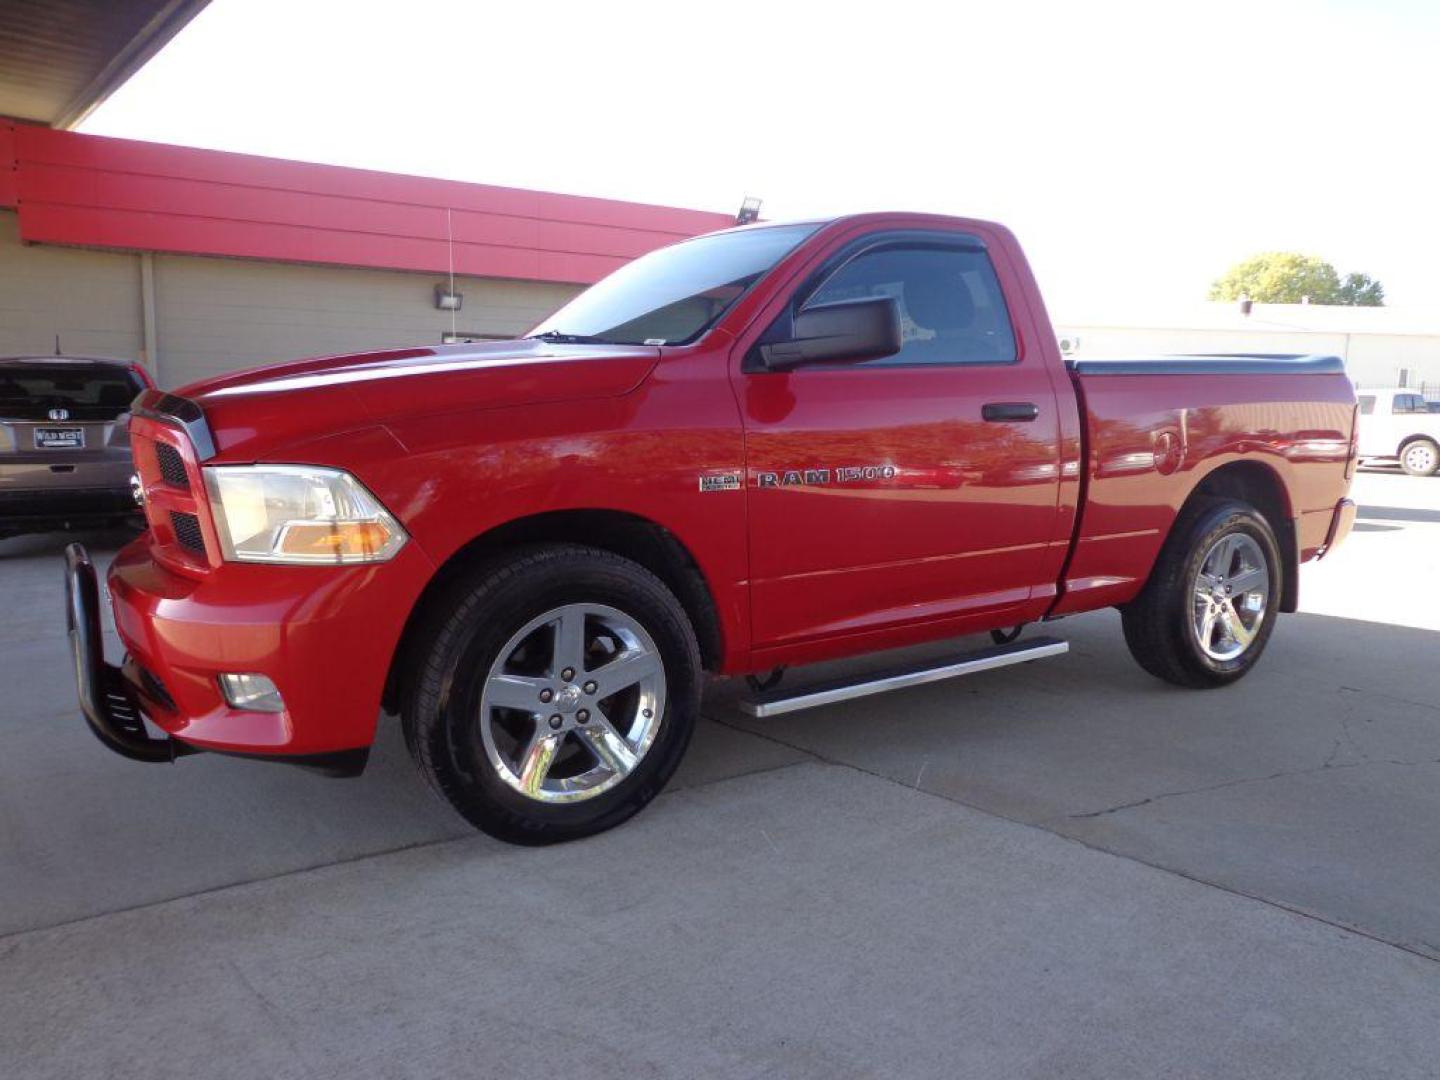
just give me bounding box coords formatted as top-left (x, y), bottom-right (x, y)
top-left (80, 0), bottom-right (1440, 318)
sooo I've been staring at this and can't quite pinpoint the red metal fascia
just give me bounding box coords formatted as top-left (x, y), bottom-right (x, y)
top-left (0, 121), bottom-right (17, 208)
top-left (11, 126), bottom-right (730, 283)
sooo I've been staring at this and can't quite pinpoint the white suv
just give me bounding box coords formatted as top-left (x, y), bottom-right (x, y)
top-left (1356, 388), bottom-right (1440, 476)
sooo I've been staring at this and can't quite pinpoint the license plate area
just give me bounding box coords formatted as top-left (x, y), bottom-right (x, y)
top-left (34, 426), bottom-right (85, 449)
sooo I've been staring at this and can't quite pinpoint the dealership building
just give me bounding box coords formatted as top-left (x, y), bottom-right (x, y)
top-left (0, 1), bottom-right (732, 388)
top-left (0, 121), bottom-right (731, 389)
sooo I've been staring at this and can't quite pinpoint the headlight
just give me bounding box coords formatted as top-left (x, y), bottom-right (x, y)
top-left (203, 465), bottom-right (407, 564)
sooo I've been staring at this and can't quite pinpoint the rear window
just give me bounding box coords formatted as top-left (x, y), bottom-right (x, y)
top-left (0, 365), bottom-right (143, 421)
top-left (1402, 393), bottom-right (1429, 414)
top-left (1358, 395), bottom-right (1375, 415)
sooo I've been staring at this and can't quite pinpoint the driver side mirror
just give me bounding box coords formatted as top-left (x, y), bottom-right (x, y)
top-left (758, 296), bottom-right (902, 371)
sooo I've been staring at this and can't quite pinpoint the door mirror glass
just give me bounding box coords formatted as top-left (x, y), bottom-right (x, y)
top-left (759, 296), bottom-right (902, 371)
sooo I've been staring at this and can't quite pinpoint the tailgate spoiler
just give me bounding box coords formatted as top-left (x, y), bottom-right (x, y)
top-left (1066, 353), bottom-right (1344, 376)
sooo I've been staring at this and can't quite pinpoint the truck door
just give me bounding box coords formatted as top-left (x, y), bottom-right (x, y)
top-left (737, 231), bottom-right (1065, 654)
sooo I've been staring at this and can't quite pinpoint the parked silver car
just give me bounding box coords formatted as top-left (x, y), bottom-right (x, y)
top-left (0, 356), bottom-right (153, 541)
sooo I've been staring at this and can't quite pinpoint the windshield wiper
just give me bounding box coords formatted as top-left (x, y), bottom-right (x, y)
top-left (526, 330), bottom-right (612, 345)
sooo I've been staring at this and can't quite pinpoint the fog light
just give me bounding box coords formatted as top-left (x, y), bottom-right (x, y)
top-left (219, 673), bottom-right (285, 713)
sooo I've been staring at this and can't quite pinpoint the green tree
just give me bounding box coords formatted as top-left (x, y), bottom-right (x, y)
top-left (1336, 272), bottom-right (1384, 307)
top-left (1209, 252), bottom-right (1384, 306)
top-left (1209, 253), bottom-right (1342, 304)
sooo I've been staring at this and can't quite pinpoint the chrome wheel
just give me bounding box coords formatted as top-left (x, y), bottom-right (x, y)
top-left (479, 603), bottom-right (665, 804)
top-left (1191, 533), bottom-right (1269, 662)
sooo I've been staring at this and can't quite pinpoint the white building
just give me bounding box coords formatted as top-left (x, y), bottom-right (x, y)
top-left (1054, 302), bottom-right (1440, 395)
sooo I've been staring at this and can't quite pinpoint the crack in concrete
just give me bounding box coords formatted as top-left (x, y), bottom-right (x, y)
top-left (1067, 757), bottom-right (1440, 820)
top-left (706, 707), bottom-right (1440, 968)
top-left (1338, 684), bottom-right (1440, 715)
top-left (1336, 710), bottom-right (1368, 763)
top-left (226, 957), bottom-right (321, 1080)
top-left (1321, 737), bottom-right (1345, 769)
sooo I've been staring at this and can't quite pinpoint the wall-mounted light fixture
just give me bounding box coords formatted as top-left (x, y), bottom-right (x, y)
top-left (736, 196), bottom-right (762, 225)
top-left (434, 284), bottom-right (463, 311)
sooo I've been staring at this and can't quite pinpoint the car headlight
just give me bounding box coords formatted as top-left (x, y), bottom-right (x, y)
top-left (203, 464), bottom-right (407, 564)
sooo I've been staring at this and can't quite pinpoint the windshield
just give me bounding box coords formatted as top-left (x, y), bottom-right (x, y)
top-left (0, 364), bottom-right (143, 421)
top-left (528, 223), bottom-right (820, 346)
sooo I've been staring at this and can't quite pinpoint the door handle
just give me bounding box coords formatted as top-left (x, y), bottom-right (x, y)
top-left (982, 402), bottom-right (1040, 422)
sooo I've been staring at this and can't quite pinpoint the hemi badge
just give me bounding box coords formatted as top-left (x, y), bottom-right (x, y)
top-left (699, 472), bottom-right (742, 493)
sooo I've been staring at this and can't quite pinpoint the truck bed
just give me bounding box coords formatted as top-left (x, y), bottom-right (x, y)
top-left (1052, 354), bottom-right (1357, 616)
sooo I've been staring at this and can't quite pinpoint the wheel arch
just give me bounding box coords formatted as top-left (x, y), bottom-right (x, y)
top-left (383, 509), bottom-right (724, 713)
top-left (1179, 459), bottom-right (1299, 613)
top-left (1398, 432), bottom-right (1440, 455)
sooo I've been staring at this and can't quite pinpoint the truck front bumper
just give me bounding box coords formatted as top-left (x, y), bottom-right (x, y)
top-left (66, 534), bottom-right (434, 773)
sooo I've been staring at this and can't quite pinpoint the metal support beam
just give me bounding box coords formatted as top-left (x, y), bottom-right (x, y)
top-left (139, 251), bottom-right (159, 385)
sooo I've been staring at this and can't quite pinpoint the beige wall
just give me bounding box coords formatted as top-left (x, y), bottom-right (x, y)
top-left (0, 210), bottom-right (583, 389)
top-left (0, 212), bottom-right (145, 361)
top-left (152, 255), bottom-right (581, 385)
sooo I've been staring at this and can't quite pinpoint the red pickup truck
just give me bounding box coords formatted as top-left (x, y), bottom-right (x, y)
top-left (65, 212), bottom-right (1358, 843)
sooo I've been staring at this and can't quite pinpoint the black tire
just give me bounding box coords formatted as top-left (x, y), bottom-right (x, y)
top-left (1399, 438), bottom-right (1440, 477)
top-left (1120, 499), bottom-right (1282, 689)
top-left (402, 543), bottom-right (701, 845)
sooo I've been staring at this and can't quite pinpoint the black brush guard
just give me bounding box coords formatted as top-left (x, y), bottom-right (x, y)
top-left (63, 543), bottom-right (368, 777)
top-left (64, 543), bottom-right (184, 763)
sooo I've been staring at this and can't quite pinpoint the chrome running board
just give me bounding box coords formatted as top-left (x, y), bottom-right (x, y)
top-left (739, 636), bottom-right (1069, 718)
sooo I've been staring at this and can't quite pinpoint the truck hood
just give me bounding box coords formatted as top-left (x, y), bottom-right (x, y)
top-left (177, 339), bottom-right (661, 459)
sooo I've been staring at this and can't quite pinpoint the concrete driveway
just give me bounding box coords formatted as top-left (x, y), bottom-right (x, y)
top-left (2, 471), bottom-right (1439, 1078)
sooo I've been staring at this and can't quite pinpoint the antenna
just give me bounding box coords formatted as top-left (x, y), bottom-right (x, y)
top-left (433, 210), bottom-right (464, 331)
top-left (55, 334), bottom-right (62, 356)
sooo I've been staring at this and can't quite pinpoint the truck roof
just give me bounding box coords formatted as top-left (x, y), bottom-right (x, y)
top-left (696, 211), bottom-right (1009, 241)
